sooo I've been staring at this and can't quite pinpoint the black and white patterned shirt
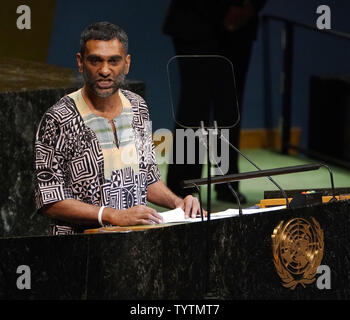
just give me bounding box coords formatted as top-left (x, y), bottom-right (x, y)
top-left (34, 89), bottom-right (160, 235)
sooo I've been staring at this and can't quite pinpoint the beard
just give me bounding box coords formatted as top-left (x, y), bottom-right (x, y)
top-left (83, 67), bottom-right (126, 98)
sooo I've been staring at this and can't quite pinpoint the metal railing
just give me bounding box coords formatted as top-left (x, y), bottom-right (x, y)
top-left (262, 14), bottom-right (350, 168)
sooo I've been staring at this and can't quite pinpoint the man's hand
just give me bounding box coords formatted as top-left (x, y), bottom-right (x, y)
top-left (146, 180), bottom-right (206, 219)
top-left (174, 195), bottom-right (206, 219)
top-left (109, 205), bottom-right (164, 226)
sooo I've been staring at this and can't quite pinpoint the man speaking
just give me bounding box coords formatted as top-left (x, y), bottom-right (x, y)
top-left (34, 21), bottom-right (201, 235)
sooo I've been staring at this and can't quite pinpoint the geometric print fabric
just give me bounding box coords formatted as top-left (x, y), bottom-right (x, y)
top-left (34, 89), bottom-right (161, 235)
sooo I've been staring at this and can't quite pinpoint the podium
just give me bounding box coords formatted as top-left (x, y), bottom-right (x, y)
top-left (1, 200), bottom-right (350, 299)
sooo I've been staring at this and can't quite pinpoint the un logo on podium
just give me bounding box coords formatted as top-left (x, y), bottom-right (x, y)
top-left (271, 217), bottom-right (324, 290)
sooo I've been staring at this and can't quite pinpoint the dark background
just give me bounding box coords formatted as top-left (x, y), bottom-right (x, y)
top-left (2, 0), bottom-right (350, 148)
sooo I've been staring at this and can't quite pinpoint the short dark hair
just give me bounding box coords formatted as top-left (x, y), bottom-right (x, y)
top-left (79, 21), bottom-right (128, 56)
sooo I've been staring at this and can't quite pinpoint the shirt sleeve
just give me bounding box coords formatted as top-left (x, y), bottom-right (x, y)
top-left (144, 118), bottom-right (161, 187)
top-left (146, 137), bottom-right (161, 187)
top-left (34, 112), bottom-right (72, 210)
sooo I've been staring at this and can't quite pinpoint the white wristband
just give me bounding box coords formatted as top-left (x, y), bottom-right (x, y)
top-left (98, 206), bottom-right (106, 227)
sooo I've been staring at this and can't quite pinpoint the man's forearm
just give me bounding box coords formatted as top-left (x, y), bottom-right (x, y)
top-left (147, 180), bottom-right (183, 209)
top-left (41, 198), bottom-right (163, 227)
top-left (42, 199), bottom-right (117, 226)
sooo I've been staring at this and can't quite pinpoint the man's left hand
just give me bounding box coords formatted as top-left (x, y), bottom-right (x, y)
top-left (175, 195), bottom-right (206, 219)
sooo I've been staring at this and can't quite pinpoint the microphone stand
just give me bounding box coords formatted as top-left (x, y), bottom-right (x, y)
top-left (319, 164), bottom-right (337, 202)
top-left (219, 133), bottom-right (338, 205)
top-left (219, 133), bottom-right (291, 209)
top-left (196, 122), bottom-right (243, 216)
top-left (191, 183), bottom-right (204, 221)
top-left (199, 121), bottom-right (214, 299)
top-left (200, 121), bottom-right (212, 221)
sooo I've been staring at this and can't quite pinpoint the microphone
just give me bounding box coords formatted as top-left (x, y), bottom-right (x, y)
top-left (318, 164), bottom-right (337, 202)
top-left (218, 131), bottom-right (291, 209)
top-left (220, 131), bottom-right (338, 206)
top-left (195, 126), bottom-right (244, 216)
top-left (191, 183), bottom-right (205, 221)
top-left (225, 181), bottom-right (243, 216)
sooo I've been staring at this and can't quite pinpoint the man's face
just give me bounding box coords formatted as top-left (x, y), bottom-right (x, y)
top-left (77, 38), bottom-right (130, 98)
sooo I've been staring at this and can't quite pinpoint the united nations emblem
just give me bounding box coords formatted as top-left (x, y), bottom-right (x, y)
top-left (271, 217), bottom-right (324, 290)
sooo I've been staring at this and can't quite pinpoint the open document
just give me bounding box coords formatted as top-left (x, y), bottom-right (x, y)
top-left (158, 206), bottom-right (286, 224)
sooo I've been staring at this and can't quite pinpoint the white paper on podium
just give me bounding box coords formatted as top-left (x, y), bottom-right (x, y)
top-left (158, 205), bottom-right (286, 224)
top-left (158, 208), bottom-right (196, 224)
